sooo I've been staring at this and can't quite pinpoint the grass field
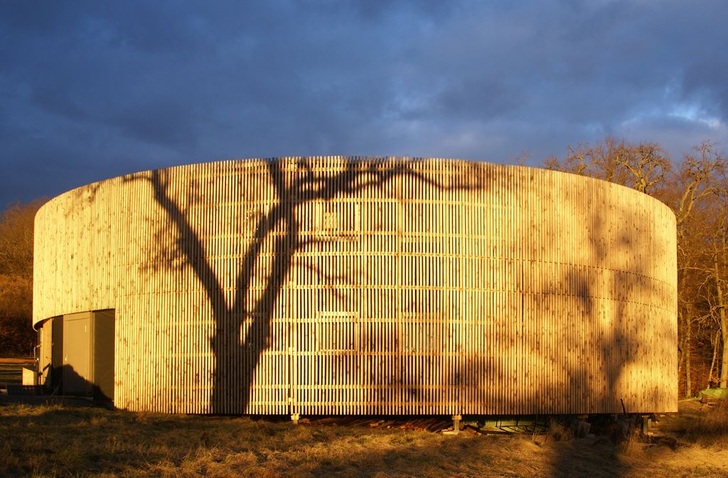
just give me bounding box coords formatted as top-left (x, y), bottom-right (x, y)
top-left (1, 400), bottom-right (727, 477)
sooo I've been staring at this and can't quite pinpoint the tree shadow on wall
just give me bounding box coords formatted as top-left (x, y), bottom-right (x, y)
top-left (144, 157), bottom-right (486, 414)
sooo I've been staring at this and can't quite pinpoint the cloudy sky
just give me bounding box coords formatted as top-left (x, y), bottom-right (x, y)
top-left (1, 0), bottom-right (727, 208)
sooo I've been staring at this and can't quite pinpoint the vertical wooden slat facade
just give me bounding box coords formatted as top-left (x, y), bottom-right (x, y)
top-left (34, 157), bottom-right (677, 415)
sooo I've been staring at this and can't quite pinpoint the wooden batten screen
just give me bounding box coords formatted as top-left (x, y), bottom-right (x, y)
top-left (34, 157), bottom-right (678, 415)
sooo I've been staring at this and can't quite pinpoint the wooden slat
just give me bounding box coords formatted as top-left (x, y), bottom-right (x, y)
top-left (34, 157), bottom-right (678, 415)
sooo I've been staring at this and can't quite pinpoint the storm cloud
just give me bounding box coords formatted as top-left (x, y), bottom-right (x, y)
top-left (1, 0), bottom-right (726, 206)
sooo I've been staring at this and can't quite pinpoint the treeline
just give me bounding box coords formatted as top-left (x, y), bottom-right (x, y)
top-left (0, 199), bottom-right (45, 357)
top-left (545, 137), bottom-right (727, 396)
top-left (0, 140), bottom-right (725, 395)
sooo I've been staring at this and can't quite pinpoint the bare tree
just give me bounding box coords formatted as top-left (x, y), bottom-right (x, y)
top-left (0, 199), bottom-right (46, 357)
top-left (669, 143), bottom-right (727, 391)
top-left (547, 136), bottom-right (670, 195)
top-left (548, 138), bottom-right (728, 395)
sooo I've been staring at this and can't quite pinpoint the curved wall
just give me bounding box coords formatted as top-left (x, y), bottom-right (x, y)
top-left (34, 157), bottom-right (677, 415)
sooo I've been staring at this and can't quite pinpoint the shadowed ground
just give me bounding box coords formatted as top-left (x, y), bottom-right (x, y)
top-left (1, 401), bottom-right (726, 477)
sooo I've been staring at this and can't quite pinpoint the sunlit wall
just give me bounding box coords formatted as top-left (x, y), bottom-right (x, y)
top-left (34, 157), bottom-right (677, 415)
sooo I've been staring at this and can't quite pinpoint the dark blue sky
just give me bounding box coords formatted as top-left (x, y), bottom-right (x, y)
top-left (2, 0), bottom-right (727, 208)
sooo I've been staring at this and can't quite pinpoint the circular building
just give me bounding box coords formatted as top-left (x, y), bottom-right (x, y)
top-left (33, 157), bottom-right (677, 415)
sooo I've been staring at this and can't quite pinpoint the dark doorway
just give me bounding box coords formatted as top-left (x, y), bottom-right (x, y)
top-left (58, 310), bottom-right (115, 402)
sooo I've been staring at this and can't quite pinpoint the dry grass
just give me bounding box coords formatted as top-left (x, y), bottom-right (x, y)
top-left (1, 402), bottom-right (728, 477)
top-left (669, 399), bottom-right (728, 446)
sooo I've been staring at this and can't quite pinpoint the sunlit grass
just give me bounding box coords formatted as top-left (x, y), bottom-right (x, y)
top-left (1, 402), bottom-right (727, 477)
top-left (667, 399), bottom-right (728, 446)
